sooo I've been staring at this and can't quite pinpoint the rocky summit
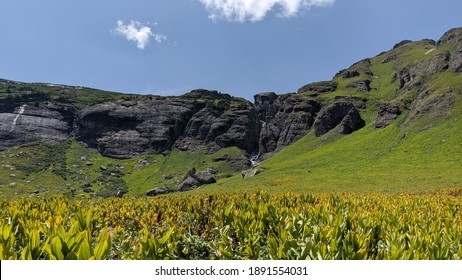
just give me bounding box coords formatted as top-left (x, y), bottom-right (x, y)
top-left (1, 27), bottom-right (461, 197)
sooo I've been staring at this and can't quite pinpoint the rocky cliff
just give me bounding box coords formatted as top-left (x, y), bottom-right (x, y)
top-left (0, 103), bottom-right (73, 151)
top-left (0, 85), bottom-right (364, 160)
top-left (1, 27), bottom-right (461, 164)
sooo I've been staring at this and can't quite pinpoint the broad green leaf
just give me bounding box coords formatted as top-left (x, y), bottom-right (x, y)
top-left (158, 227), bottom-right (174, 245)
top-left (50, 237), bottom-right (64, 260)
top-left (78, 238), bottom-right (92, 260)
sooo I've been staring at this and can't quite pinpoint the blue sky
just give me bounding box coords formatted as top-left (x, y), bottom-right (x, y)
top-left (1, 0), bottom-right (461, 100)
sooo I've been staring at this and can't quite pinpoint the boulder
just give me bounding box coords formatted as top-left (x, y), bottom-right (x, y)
top-left (177, 168), bottom-right (217, 192)
top-left (375, 105), bottom-right (401, 128)
top-left (242, 168), bottom-right (265, 179)
top-left (195, 168), bottom-right (217, 184)
top-left (146, 187), bottom-right (172, 196)
top-left (314, 102), bottom-right (365, 136)
top-left (339, 108), bottom-right (366, 134)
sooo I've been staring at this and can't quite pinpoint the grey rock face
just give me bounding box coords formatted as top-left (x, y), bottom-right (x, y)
top-left (395, 51), bottom-right (450, 91)
top-left (406, 88), bottom-right (454, 126)
top-left (438, 28), bottom-right (462, 73)
top-left (174, 93), bottom-right (260, 154)
top-left (395, 29), bottom-right (462, 93)
top-left (339, 108), bottom-right (366, 134)
top-left (0, 104), bottom-right (73, 151)
top-left (255, 93), bottom-right (321, 155)
top-left (75, 99), bottom-right (198, 158)
top-left (254, 92), bottom-right (278, 121)
top-left (437, 28), bottom-right (462, 48)
top-left (375, 105), bottom-right (401, 128)
top-left (313, 102), bottom-right (365, 137)
top-left (345, 79), bottom-right (371, 92)
top-left (212, 108), bottom-right (260, 153)
top-left (449, 47), bottom-right (462, 73)
top-left (75, 90), bottom-right (260, 158)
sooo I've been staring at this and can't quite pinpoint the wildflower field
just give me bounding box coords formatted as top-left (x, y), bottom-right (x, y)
top-left (1, 190), bottom-right (461, 260)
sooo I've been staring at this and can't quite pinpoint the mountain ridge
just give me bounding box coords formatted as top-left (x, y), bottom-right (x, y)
top-left (0, 27), bottom-right (461, 197)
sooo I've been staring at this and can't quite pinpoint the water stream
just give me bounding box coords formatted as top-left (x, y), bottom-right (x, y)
top-left (250, 154), bottom-right (259, 167)
top-left (9, 105), bottom-right (26, 132)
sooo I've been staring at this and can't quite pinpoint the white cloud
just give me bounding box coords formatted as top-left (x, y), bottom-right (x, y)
top-left (153, 33), bottom-right (167, 44)
top-left (199, 0), bottom-right (335, 22)
top-left (113, 20), bottom-right (166, 50)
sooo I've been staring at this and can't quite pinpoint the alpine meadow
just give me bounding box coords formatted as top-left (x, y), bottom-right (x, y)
top-left (1, 27), bottom-right (462, 260)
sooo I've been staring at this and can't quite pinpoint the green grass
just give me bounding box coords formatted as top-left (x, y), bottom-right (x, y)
top-left (0, 139), bottom-right (247, 198)
top-left (196, 103), bottom-right (462, 194)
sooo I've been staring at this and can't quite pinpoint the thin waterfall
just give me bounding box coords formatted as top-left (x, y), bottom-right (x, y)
top-left (9, 105), bottom-right (26, 132)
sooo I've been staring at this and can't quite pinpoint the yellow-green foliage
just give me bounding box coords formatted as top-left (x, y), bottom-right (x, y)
top-left (1, 190), bottom-right (461, 260)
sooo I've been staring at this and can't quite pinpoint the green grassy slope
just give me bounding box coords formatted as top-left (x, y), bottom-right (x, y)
top-left (195, 37), bottom-right (462, 194)
top-left (200, 112), bottom-right (461, 193)
top-left (0, 140), bottom-right (246, 198)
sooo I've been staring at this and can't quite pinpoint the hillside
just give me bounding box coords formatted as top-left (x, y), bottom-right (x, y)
top-left (1, 27), bottom-right (461, 197)
top-left (203, 28), bottom-right (462, 193)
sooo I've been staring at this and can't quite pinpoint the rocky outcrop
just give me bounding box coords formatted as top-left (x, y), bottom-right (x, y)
top-left (394, 30), bottom-right (462, 92)
top-left (0, 104), bottom-right (73, 151)
top-left (76, 90), bottom-right (260, 158)
top-left (394, 50), bottom-right (450, 91)
top-left (174, 90), bottom-right (260, 154)
top-left (345, 79), bottom-right (371, 92)
top-left (0, 86), bottom-right (330, 160)
top-left (254, 92), bottom-right (278, 121)
top-left (177, 168), bottom-right (217, 192)
top-left (335, 59), bottom-right (374, 79)
top-left (339, 108), bottom-right (366, 134)
top-left (313, 102), bottom-right (365, 137)
top-left (406, 88), bottom-right (454, 126)
top-left (341, 70), bottom-right (360, 79)
top-left (375, 104), bottom-right (401, 128)
top-left (76, 99), bottom-right (198, 158)
top-left (393, 40), bottom-right (413, 49)
top-left (255, 93), bottom-right (321, 155)
top-left (449, 48), bottom-right (462, 73)
top-left (437, 28), bottom-right (462, 73)
top-left (297, 81), bottom-right (338, 94)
